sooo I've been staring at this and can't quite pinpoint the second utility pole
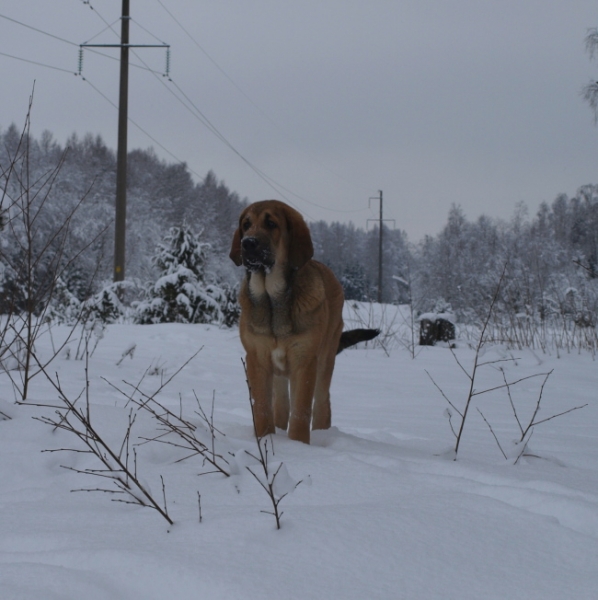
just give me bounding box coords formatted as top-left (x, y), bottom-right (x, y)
top-left (367, 190), bottom-right (395, 304)
top-left (368, 190), bottom-right (384, 303)
top-left (377, 190), bottom-right (383, 303)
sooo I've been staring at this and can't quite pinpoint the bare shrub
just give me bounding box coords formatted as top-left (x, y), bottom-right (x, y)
top-left (241, 359), bottom-right (301, 529)
top-left (31, 350), bottom-right (173, 525)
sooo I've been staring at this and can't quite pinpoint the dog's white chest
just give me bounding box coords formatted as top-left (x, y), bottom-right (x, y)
top-left (264, 266), bottom-right (286, 297)
top-left (248, 269), bottom-right (285, 299)
top-left (248, 272), bottom-right (266, 297)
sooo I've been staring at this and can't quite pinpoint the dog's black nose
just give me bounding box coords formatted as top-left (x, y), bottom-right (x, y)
top-left (242, 237), bottom-right (259, 253)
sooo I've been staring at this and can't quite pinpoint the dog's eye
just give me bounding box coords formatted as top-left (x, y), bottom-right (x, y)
top-left (242, 220), bottom-right (251, 232)
top-left (265, 217), bottom-right (278, 229)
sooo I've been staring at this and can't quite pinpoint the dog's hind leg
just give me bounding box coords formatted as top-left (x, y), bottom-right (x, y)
top-left (311, 352), bottom-right (336, 431)
top-left (288, 358), bottom-right (318, 444)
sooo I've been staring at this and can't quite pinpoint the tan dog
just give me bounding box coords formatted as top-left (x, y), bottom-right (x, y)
top-left (230, 200), bottom-right (378, 444)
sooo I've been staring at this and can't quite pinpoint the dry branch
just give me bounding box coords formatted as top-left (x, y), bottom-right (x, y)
top-left (241, 358), bottom-right (300, 529)
top-left (31, 349), bottom-right (173, 524)
top-left (102, 351), bottom-right (230, 478)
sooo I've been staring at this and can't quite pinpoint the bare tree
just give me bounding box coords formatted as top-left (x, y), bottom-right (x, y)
top-left (0, 92), bottom-right (104, 401)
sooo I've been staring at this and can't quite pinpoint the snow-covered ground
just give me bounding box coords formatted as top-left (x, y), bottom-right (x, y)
top-left (1, 310), bottom-right (597, 599)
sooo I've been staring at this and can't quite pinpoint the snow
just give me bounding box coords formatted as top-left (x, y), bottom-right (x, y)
top-left (1, 312), bottom-right (598, 599)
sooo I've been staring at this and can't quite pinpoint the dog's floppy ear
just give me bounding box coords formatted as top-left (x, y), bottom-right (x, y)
top-left (229, 226), bottom-right (243, 266)
top-left (286, 206), bottom-right (313, 269)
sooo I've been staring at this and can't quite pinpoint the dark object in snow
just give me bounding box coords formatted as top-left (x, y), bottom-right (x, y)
top-left (337, 328), bottom-right (380, 354)
top-left (419, 316), bottom-right (455, 346)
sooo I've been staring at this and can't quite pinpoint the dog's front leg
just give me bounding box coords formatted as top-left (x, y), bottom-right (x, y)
top-left (273, 375), bottom-right (290, 431)
top-left (245, 351), bottom-right (275, 438)
top-left (287, 358), bottom-right (317, 444)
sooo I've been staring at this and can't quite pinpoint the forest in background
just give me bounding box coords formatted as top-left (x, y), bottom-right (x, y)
top-left (1, 123), bottom-right (598, 350)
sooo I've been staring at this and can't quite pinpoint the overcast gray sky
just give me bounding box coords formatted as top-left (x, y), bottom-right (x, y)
top-left (1, 1), bottom-right (598, 240)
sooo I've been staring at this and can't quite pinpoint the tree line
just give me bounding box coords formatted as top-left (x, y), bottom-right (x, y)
top-left (1, 123), bottom-right (597, 345)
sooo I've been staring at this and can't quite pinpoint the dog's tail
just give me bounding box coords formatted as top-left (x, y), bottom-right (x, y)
top-left (337, 328), bottom-right (380, 354)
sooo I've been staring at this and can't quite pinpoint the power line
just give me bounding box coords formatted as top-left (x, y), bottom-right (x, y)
top-left (81, 76), bottom-right (202, 178)
top-left (0, 29), bottom-right (191, 176)
top-left (0, 12), bottom-right (79, 46)
top-left (81, 3), bottom-right (311, 212)
top-left (0, 10), bottom-right (164, 75)
top-left (82, 0), bottom-right (166, 46)
top-left (1, 7), bottom-right (374, 214)
top-left (0, 50), bottom-right (77, 74)
top-left (80, 0), bottom-right (120, 37)
top-left (83, 18), bottom-right (121, 44)
top-left (154, 0), bottom-right (375, 200)
top-left (163, 75), bottom-right (359, 217)
top-left (1, 4), bottom-right (371, 220)
top-left (155, 0), bottom-right (262, 112)
top-left (83, 48), bottom-right (165, 75)
top-left (114, 41), bottom-right (339, 216)
top-left (85, 1), bottom-right (370, 216)
top-left (130, 16), bottom-right (168, 46)
top-left (164, 77), bottom-right (313, 216)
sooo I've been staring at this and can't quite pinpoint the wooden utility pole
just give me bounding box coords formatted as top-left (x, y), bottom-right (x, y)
top-left (377, 190), bottom-right (383, 303)
top-left (114, 0), bottom-right (130, 282)
top-left (367, 190), bottom-right (395, 303)
top-left (79, 1), bottom-right (169, 282)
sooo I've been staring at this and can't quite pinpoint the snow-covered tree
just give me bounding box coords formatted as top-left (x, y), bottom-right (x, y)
top-left (135, 224), bottom-right (225, 325)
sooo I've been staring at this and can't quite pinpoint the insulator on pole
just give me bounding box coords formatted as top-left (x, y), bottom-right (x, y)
top-left (165, 47), bottom-right (170, 77)
top-left (78, 48), bottom-right (84, 75)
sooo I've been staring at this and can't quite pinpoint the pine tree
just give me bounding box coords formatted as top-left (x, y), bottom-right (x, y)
top-left (135, 225), bottom-right (225, 325)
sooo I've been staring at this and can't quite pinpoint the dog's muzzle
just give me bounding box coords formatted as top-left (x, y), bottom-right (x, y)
top-left (241, 236), bottom-right (274, 271)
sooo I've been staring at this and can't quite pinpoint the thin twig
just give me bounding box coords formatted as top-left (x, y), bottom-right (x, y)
top-left (477, 407), bottom-right (508, 460)
top-left (529, 403), bottom-right (588, 429)
top-left (425, 369), bottom-right (463, 418)
top-left (520, 370), bottom-right (553, 441)
top-left (514, 429), bottom-right (534, 465)
top-left (471, 372), bottom-right (552, 397)
top-left (501, 367), bottom-right (524, 437)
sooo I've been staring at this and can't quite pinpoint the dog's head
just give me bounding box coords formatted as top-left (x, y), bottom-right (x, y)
top-left (229, 200), bottom-right (313, 272)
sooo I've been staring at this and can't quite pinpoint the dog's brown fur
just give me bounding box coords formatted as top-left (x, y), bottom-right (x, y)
top-left (230, 200), bottom-right (377, 444)
top-left (230, 200), bottom-right (343, 444)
